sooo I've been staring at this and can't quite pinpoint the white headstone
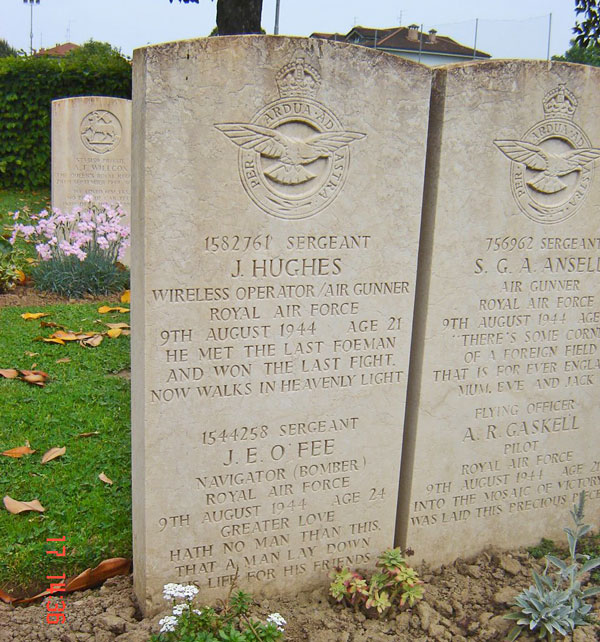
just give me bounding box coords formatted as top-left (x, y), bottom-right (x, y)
top-left (131, 36), bottom-right (431, 614)
top-left (398, 60), bottom-right (600, 566)
top-left (51, 95), bottom-right (131, 226)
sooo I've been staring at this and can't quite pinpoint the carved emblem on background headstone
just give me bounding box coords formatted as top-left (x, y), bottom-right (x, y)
top-left (80, 110), bottom-right (122, 154)
top-left (216, 55), bottom-right (366, 219)
top-left (494, 84), bottom-right (600, 224)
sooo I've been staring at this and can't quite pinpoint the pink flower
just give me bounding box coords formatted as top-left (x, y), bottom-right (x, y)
top-left (11, 197), bottom-right (129, 264)
top-left (35, 243), bottom-right (52, 261)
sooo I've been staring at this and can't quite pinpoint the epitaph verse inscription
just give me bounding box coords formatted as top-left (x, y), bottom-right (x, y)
top-left (216, 56), bottom-right (366, 219)
top-left (495, 85), bottom-right (600, 224)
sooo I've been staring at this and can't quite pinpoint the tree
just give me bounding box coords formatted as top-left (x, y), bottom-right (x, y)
top-left (169, 0), bottom-right (263, 35)
top-left (64, 39), bottom-right (128, 62)
top-left (0, 38), bottom-right (18, 58)
top-left (553, 40), bottom-right (600, 67)
top-left (574, 0), bottom-right (600, 47)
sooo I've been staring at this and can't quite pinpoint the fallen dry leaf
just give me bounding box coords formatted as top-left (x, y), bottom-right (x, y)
top-left (2, 445), bottom-right (36, 458)
top-left (106, 328), bottom-right (122, 338)
top-left (0, 369), bottom-right (50, 387)
top-left (41, 446), bottom-right (66, 464)
top-left (19, 370), bottom-right (49, 387)
top-left (104, 322), bottom-right (130, 330)
top-left (3, 495), bottom-right (45, 514)
top-left (98, 472), bottom-right (113, 485)
top-left (120, 290), bottom-right (130, 304)
top-left (81, 334), bottom-right (103, 347)
top-left (36, 336), bottom-right (66, 345)
top-left (20, 312), bottom-right (49, 320)
top-left (41, 321), bottom-right (66, 329)
top-left (98, 306), bottom-right (129, 314)
top-left (0, 588), bottom-right (16, 604)
top-left (24, 351), bottom-right (39, 357)
top-left (15, 269), bottom-right (26, 284)
top-left (76, 431), bottom-right (100, 438)
top-left (6, 588), bottom-right (53, 605)
top-left (11, 558), bottom-right (131, 604)
top-left (62, 558), bottom-right (131, 593)
top-left (55, 357), bottom-right (71, 364)
top-left (51, 330), bottom-right (81, 342)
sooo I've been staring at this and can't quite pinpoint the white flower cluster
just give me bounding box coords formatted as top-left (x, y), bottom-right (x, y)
top-left (172, 603), bottom-right (189, 616)
top-left (163, 582), bottom-right (199, 601)
top-left (158, 615), bottom-right (178, 633)
top-left (157, 583), bottom-right (204, 635)
top-left (266, 612), bottom-right (287, 632)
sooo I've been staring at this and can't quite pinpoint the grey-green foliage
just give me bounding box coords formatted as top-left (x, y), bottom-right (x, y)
top-left (505, 492), bottom-right (600, 641)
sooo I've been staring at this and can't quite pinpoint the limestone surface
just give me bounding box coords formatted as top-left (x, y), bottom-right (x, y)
top-left (131, 35), bottom-right (431, 614)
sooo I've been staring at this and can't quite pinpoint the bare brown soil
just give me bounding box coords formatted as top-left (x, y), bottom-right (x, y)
top-left (0, 549), bottom-right (598, 642)
top-left (0, 283), bottom-right (110, 308)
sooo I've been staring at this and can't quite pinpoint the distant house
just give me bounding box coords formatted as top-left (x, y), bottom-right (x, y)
top-left (311, 25), bottom-right (490, 66)
top-left (35, 42), bottom-right (79, 57)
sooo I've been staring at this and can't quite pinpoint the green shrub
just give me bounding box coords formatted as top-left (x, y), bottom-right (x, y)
top-left (506, 492), bottom-right (600, 641)
top-left (329, 548), bottom-right (424, 616)
top-left (0, 52), bottom-right (131, 189)
top-left (32, 251), bottom-right (129, 298)
top-left (0, 235), bottom-right (28, 292)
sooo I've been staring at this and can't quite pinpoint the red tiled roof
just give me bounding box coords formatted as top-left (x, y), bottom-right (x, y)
top-left (378, 27), bottom-right (489, 57)
top-left (310, 25), bottom-right (490, 59)
top-left (36, 42), bottom-right (79, 57)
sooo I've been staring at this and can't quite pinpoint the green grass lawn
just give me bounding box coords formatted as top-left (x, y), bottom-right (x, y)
top-left (0, 302), bottom-right (131, 593)
top-left (0, 188), bottom-right (51, 270)
top-left (0, 188), bottom-right (132, 594)
top-left (0, 187), bottom-right (50, 237)
top-left (0, 188), bottom-right (50, 220)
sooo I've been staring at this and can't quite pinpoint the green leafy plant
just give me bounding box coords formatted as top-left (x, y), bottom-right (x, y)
top-left (505, 492), bottom-right (600, 641)
top-left (329, 547), bottom-right (424, 617)
top-left (150, 580), bottom-right (286, 642)
top-left (528, 538), bottom-right (560, 560)
top-left (31, 251), bottom-right (129, 298)
top-left (10, 197), bottom-right (129, 297)
top-left (0, 235), bottom-right (28, 292)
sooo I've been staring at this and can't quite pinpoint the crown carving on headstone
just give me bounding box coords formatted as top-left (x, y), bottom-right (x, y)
top-left (276, 56), bottom-right (321, 98)
top-left (543, 84), bottom-right (578, 120)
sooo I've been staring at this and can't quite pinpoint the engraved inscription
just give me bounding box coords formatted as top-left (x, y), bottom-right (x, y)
top-left (410, 232), bottom-right (600, 535)
top-left (147, 230), bottom-right (410, 591)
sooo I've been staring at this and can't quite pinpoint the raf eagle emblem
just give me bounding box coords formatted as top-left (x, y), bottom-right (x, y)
top-left (494, 139), bottom-right (600, 194)
top-left (216, 123), bottom-right (365, 186)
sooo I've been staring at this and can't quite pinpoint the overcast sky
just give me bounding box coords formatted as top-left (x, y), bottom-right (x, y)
top-left (2, 1), bottom-right (577, 61)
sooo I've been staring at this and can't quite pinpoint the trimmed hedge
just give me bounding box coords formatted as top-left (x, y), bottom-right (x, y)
top-left (0, 55), bottom-right (131, 189)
